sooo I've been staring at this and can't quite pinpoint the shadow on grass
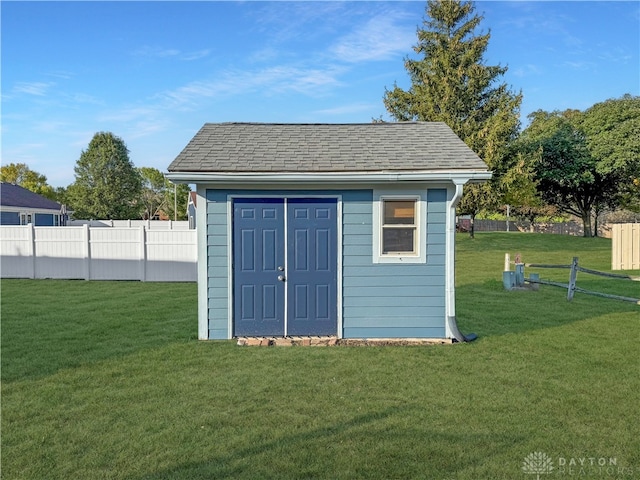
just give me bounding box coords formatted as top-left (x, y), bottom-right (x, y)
top-left (136, 405), bottom-right (522, 479)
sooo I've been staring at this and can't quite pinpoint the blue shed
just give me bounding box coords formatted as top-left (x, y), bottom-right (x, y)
top-left (167, 122), bottom-right (491, 342)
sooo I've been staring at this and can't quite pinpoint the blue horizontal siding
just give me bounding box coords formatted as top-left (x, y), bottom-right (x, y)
top-left (341, 188), bottom-right (448, 339)
top-left (427, 243), bottom-right (446, 255)
top-left (345, 285), bottom-right (444, 297)
top-left (204, 187), bottom-right (450, 340)
top-left (349, 314), bottom-right (443, 328)
top-left (209, 287), bottom-right (228, 299)
top-left (343, 274), bottom-right (445, 287)
top-left (343, 295), bottom-right (443, 308)
top-left (343, 327), bottom-right (446, 339)
top-left (427, 212), bottom-right (446, 224)
top-left (208, 329), bottom-right (228, 340)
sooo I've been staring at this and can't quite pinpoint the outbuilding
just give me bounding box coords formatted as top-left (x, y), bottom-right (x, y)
top-left (167, 122), bottom-right (491, 342)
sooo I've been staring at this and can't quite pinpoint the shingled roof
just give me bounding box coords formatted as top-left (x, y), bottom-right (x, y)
top-left (0, 182), bottom-right (62, 211)
top-left (168, 122), bottom-right (488, 173)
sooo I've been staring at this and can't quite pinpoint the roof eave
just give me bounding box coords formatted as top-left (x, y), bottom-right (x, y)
top-left (166, 170), bottom-right (492, 185)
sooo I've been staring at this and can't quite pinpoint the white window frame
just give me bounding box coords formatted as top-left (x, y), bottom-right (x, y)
top-left (373, 190), bottom-right (427, 264)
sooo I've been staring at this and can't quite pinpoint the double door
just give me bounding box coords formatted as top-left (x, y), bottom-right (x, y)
top-left (233, 198), bottom-right (337, 336)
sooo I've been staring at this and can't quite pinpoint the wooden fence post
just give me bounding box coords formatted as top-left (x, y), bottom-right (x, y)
top-left (567, 256), bottom-right (579, 301)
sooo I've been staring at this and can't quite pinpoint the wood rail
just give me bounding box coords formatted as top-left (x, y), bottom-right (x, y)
top-left (504, 254), bottom-right (640, 305)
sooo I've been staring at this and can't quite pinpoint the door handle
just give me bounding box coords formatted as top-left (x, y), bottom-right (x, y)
top-left (277, 266), bottom-right (284, 271)
top-left (277, 275), bottom-right (286, 282)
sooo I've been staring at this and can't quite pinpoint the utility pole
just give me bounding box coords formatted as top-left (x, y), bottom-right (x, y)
top-left (174, 183), bottom-right (177, 221)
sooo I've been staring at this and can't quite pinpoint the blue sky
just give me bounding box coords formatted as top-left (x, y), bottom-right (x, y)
top-left (2, 1), bottom-right (638, 188)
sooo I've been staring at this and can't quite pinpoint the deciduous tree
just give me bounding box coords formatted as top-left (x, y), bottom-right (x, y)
top-left (516, 110), bottom-right (620, 237)
top-left (0, 163), bottom-right (56, 200)
top-left (580, 94), bottom-right (640, 214)
top-left (67, 132), bottom-right (142, 219)
top-left (139, 167), bottom-right (191, 221)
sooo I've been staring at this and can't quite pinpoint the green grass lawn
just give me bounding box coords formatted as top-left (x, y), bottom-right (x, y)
top-left (2, 233), bottom-right (639, 479)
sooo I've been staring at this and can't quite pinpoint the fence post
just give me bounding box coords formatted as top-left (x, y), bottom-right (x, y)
top-left (139, 226), bottom-right (147, 282)
top-left (28, 224), bottom-right (36, 279)
top-left (567, 256), bottom-right (579, 301)
top-left (83, 224), bottom-right (91, 280)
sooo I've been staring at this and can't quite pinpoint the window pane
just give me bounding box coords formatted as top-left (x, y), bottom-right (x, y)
top-left (382, 227), bottom-right (415, 253)
top-left (384, 201), bottom-right (415, 225)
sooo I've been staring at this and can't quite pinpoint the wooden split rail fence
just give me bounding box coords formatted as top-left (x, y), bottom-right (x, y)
top-left (503, 253), bottom-right (640, 305)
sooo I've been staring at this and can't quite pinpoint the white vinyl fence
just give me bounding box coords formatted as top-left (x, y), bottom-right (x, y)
top-left (67, 219), bottom-right (190, 229)
top-left (1, 225), bottom-right (196, 281)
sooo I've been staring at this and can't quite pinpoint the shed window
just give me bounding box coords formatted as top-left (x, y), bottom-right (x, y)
top-left (373, 191), bottom-right (426, 264)
top-left (382, 200), bottom-right (416, 254)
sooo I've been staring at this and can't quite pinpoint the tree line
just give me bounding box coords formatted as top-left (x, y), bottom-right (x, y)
top-left (383, 0), bottom-right (639, 237)
top-left (1, 132), bottom-right (191, 221)
top-left (3, 0), bottom-right (638, 233)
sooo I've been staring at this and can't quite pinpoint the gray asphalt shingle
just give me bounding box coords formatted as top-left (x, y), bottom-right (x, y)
top-left (168, 122), bottom-right (488, 173)
top-left (0, 182), bottom-right (62, 210)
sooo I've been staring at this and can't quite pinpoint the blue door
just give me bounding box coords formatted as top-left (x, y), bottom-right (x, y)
top-left (233, 198), bottom-right (337, 337)
top-left (233, 199), bottom-right (285, 336)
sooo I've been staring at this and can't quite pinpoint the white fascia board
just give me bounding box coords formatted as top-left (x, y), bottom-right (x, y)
top-left (165, 170), bottom-right (492, 185)
top-left (0, 206), bottom-right (62, 214)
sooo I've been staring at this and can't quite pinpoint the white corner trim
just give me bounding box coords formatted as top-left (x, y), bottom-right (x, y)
top-left (196, 185), bottom-right (209, 340)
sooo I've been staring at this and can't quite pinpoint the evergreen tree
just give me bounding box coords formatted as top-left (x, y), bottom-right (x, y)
top-left (67, 132), bottom-right (142, 219)
top-left (383, 0), bottom-right (521, 236)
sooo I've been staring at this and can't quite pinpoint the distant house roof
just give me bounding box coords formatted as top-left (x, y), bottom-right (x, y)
top-left (0, 182), bottom-right (62, 211)
top-left (168, 122), bottom-right (489, 174)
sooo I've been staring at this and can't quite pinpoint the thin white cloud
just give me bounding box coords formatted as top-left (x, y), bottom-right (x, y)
top-left (512, 64), bottom-right (543, 78)
top-left (563, 60), bottom-right (596, 71)
top-left (13, 81), bottom-right (55, 96)
top-left (133, 46), bottom-right (211, 61)
top-left (182, 49), bottom-right (211, 61)
top-left (329, 11), bottom-right (415, 63)
top-left (45, 71), bottom-right (74, 80)
top-left (157, 64), bottom-right (346, 109)
top-left (133, 46), bottom-right (181, 58)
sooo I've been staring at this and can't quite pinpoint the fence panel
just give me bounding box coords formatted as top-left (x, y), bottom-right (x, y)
top-left (90, 227), bottom-right (144, 280)
top-left (146, 230), bottom-right (197, 281)
top-left (0, 226), bottom-right (34, 278)
top-left (0, 225), bottom-right (197, 282)
top-left (612, 223), bottom-right (640, 270)
top-left (34, 226), bottom-right (87, 279)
